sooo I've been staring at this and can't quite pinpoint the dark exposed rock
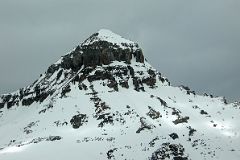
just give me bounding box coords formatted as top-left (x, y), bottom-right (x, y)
top-left (78, 83), bottom-right (88, 90)
top-left (149, 137), bottom-right (159, 147)
top-left (179, 85), bottom-right (196, 95)
top-left (46, 136), bottom-right (62, 141)
top-left (60, 55), bottom-right (74, 70)
top-left (142, 76), bottom-right (156, 87)
top-left (107, 148), bottom-right (117, 159)
top-left (0, 103), bottom-right (4, 109)
top-left (2, 94), bottom-right (12, 104)
top-left (136, 117), bottom-right (154, 133)
top-left (203, 93), bottom-right (214, 98)
top-left (34, 85), bottom-right (40, 97)
top-left (107, 80), bottom-right (118, 91)
top-left (159, 76), bottom-right (164, 83)
top-left (15, 136), bottom-right (62, 147)
top-left (71, 52), bottom-right (83, 71)
top-left (38, 103), bottom-right (53, 114)
top-left (87, 75), bottom-right (101, 82)
top-left (80, 39), bottom-right (144, 67)
top-left (173, 116), bottom-right (189, 125)
top-left (186, 90), bottom-right (195, 95)
top-left (172, 108), bottom-right (181, 117)
top-left (72, 75), bottom-right (80, 84)
top-left (89, 85), bottom-right (110, 115)
top-left (35, 90), bottom-right (51, 103)
top-left (19, 88), bottom-right (24, 100)
top-left (56, 69), bottom-right (63, 80)
top-left (39, 92), bottom-right (50, 102)
top-left (200, 110), bottom-right (208, 115)
top-left (47, 64), bottom-right (60, 74)
top-left (222, 97), bottom-right (228, 104)
top-left (80, 67), bottom-right (94, 77)
top-left (127, 65), bottom-right (135, 77)
top-left (23, 121), bottom-right (39, 134)
top-left (75, 45), bottom-right (81, 51)
top-left (120, 50), bottom-right (132, 64)
top-left (156, 97), bottom-right (168, 107)
top-left (119, 80), bottom-right (129, 88)
top-left (150, 143), bottom-right (188, 160)
top-left (133, 77), bottom-right (144, 92)
top-left (22, 98), bottom-right (35, 106)
top-left (20, 87), bottom-right (53, 107)
top-left (82, 48), bottom-right (101, 67)
top-left (148, 69), bottom-right (156, 76)
top-left (147, 106), bottom-right (161, 119)
top-left (100, 48), bottom-right (115, 64)
top-left (61, 85), bottom-right (71, 97)
top-left (180, 85), bottom-right (190, 91)
top-left (7, 101), bottom-right (15, 109)
top-left (87, 70), bottom-right (113, 82)
top-left (187, 126), bottom-right (196, 136)
top-left (54, 121), bottom-right (68, 127)
top-left (97, 113), bottom-right (114, 127)
top-left (169, 133), bottom-right (179, 140)
top-left (70, 114), bottom-right (88, 129)
top-left (22, 89), bottom-right (34, 97)
top-left (133, 49), bottom-right (144, 63)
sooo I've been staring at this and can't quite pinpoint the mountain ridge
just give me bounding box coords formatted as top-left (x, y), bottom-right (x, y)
top-left (0, 29), bottom-right (239, 160)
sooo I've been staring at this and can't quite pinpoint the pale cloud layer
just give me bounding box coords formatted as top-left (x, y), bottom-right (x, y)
top-left (0, 0), bottom-right (239, 102)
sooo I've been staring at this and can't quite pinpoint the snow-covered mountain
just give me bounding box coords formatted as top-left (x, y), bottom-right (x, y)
top-left (0, 29), bottom-right (239, 160)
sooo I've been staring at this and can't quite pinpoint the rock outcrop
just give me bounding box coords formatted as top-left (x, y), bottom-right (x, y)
top-left (47, 30), bottom-right (144, 74)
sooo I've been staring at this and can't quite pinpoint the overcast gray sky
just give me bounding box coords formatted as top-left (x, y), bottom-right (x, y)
top-left (0, 0), bottom-right (239, 102)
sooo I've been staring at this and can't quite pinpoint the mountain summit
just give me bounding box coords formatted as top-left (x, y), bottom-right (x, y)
top-left (47, 29), bottom-right (144, 74)
top-left (0, 30), bottom-right (239, 160)
top-left (82, 29), bottom-right (138, 48)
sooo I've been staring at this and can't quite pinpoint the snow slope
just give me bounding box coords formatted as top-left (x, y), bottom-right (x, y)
top-left (0, 30), bottom-right (239, 160)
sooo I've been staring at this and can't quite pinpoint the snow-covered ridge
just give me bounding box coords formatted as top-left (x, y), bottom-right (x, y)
top-left (97, 29), bottom-right (136, 45)
top-left (0, 30), bottom-right (240, 160)
top-left (82, 29), bottom-right (139, 50)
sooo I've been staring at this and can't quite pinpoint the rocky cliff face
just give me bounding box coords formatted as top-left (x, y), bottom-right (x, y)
top-left (47, 30), bottom-right (144, 73)
top-left (0, 29), bottom-right (239, 160)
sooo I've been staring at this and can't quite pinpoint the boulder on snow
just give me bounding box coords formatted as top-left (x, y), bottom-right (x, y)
top-left (70, 114), bottom-right (88, 129)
